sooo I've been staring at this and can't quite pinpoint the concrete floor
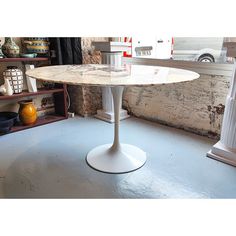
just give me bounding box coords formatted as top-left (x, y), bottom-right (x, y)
top-left (0, 116), bottom-right (236, 198)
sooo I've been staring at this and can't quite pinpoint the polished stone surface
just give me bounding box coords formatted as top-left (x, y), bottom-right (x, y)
top-left (1, 117), bottom-right (236, 198)
top-left (26, 64), bottom-right (199, 87)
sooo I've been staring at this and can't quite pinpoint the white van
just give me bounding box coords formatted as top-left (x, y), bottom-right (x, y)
top-left (173, 37), bottom-right (227, 63)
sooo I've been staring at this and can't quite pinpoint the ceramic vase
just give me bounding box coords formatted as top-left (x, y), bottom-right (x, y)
top-left (3, 66), bottom-right (24, 94)
top-left (18, 100), bottom-right (37, 125)
top-left (0, 78), bottom-right (13, 96)
top-left (2, 37), bottom-right (20, 58)
top-left (23, 37), bottom-right (49, 55)
top-left (0, 47), bottom-right (4, 58)
top-left (0, 41), bottom-right (4, 58)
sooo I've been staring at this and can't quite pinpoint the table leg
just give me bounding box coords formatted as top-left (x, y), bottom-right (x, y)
top-left (86, 86), bottom-right (147, 174)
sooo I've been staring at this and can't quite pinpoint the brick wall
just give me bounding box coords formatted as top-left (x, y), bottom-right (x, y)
top-left (68, 37), bottom-right (108, 116)
top-left (123, 73), bottom-right (230, 139)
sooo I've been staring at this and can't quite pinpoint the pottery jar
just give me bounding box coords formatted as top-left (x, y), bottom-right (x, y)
top-left (23, 37), bottom-right (49, 55)
top-left (2, 37), bottom-right (20, 58)
top-left (3, 66), bottom-right (24, 94)
top-left (0, 78), bottom-right (13, 96)
top-left (18, 100), bottom-right (37, 125)
top-left (0, 38), bottom-right (4, 58)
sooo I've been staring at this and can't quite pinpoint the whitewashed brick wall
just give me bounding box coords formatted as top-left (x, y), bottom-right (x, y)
top-left (123, 74), bottom-right (230, 139)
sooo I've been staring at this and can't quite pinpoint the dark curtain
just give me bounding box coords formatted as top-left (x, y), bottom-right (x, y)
top-left (49, 37), bottom-right (82, 65)
top-left (48, 38), bottom-right (83, 114)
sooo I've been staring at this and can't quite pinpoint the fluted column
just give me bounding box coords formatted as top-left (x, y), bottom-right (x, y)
top-left (95, 52), bottom-right (129, 123)
top-left (207, 60), bottom-right (236, 166)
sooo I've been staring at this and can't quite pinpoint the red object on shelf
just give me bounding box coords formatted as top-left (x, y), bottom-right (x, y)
top-left (123, 37), bottom-right (132, 57)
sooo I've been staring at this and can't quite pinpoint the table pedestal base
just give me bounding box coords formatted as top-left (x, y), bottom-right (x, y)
top-left (86, 144), bottom-right (146, 174)
top-left (87, 86), bottom-right (146, 174)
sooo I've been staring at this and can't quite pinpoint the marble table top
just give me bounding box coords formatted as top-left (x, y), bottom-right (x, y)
top-left (26, 64), bottom-right (200, 87)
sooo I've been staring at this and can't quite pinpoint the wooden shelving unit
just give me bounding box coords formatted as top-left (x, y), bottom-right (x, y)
top-left (0, 57), bottom-right (49, 62)
top-left (0, 87), bottom-right (64, 100)
top-left (0, 56), bottom-right (68, 135)
top-left (11, 114), bottom-right (66, 133)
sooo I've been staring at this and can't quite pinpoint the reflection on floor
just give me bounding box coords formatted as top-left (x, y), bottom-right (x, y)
top-left (0, 116), bottom-right (236, 198)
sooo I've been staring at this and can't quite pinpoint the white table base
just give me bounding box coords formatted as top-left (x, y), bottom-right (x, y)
top-left (87, 143), bottom-right (146, 173)
top-left (87, 86), bottom-right (147, 174)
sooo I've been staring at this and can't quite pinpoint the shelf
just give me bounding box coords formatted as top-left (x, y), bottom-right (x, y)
top-left (0, 57), bottom-right (49, 62)
top-left (0, 88), bottom-right (64, 100)
top-left (0, 55), bottom-right (68, 133)
top-left (11, 114), bottom-right (66, 133)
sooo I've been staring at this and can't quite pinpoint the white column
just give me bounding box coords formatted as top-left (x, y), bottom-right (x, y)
top-left (95, 52), bottom-right (130, 123)
top-left (207, 60), bottom-right (236, 166)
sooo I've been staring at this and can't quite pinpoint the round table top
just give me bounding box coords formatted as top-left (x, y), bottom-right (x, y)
top-left (26, 64), bottom-right (200, 87)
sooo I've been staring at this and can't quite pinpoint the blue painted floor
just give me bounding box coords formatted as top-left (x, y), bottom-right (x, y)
top-left (0, 116), bottom-right (236, 198)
